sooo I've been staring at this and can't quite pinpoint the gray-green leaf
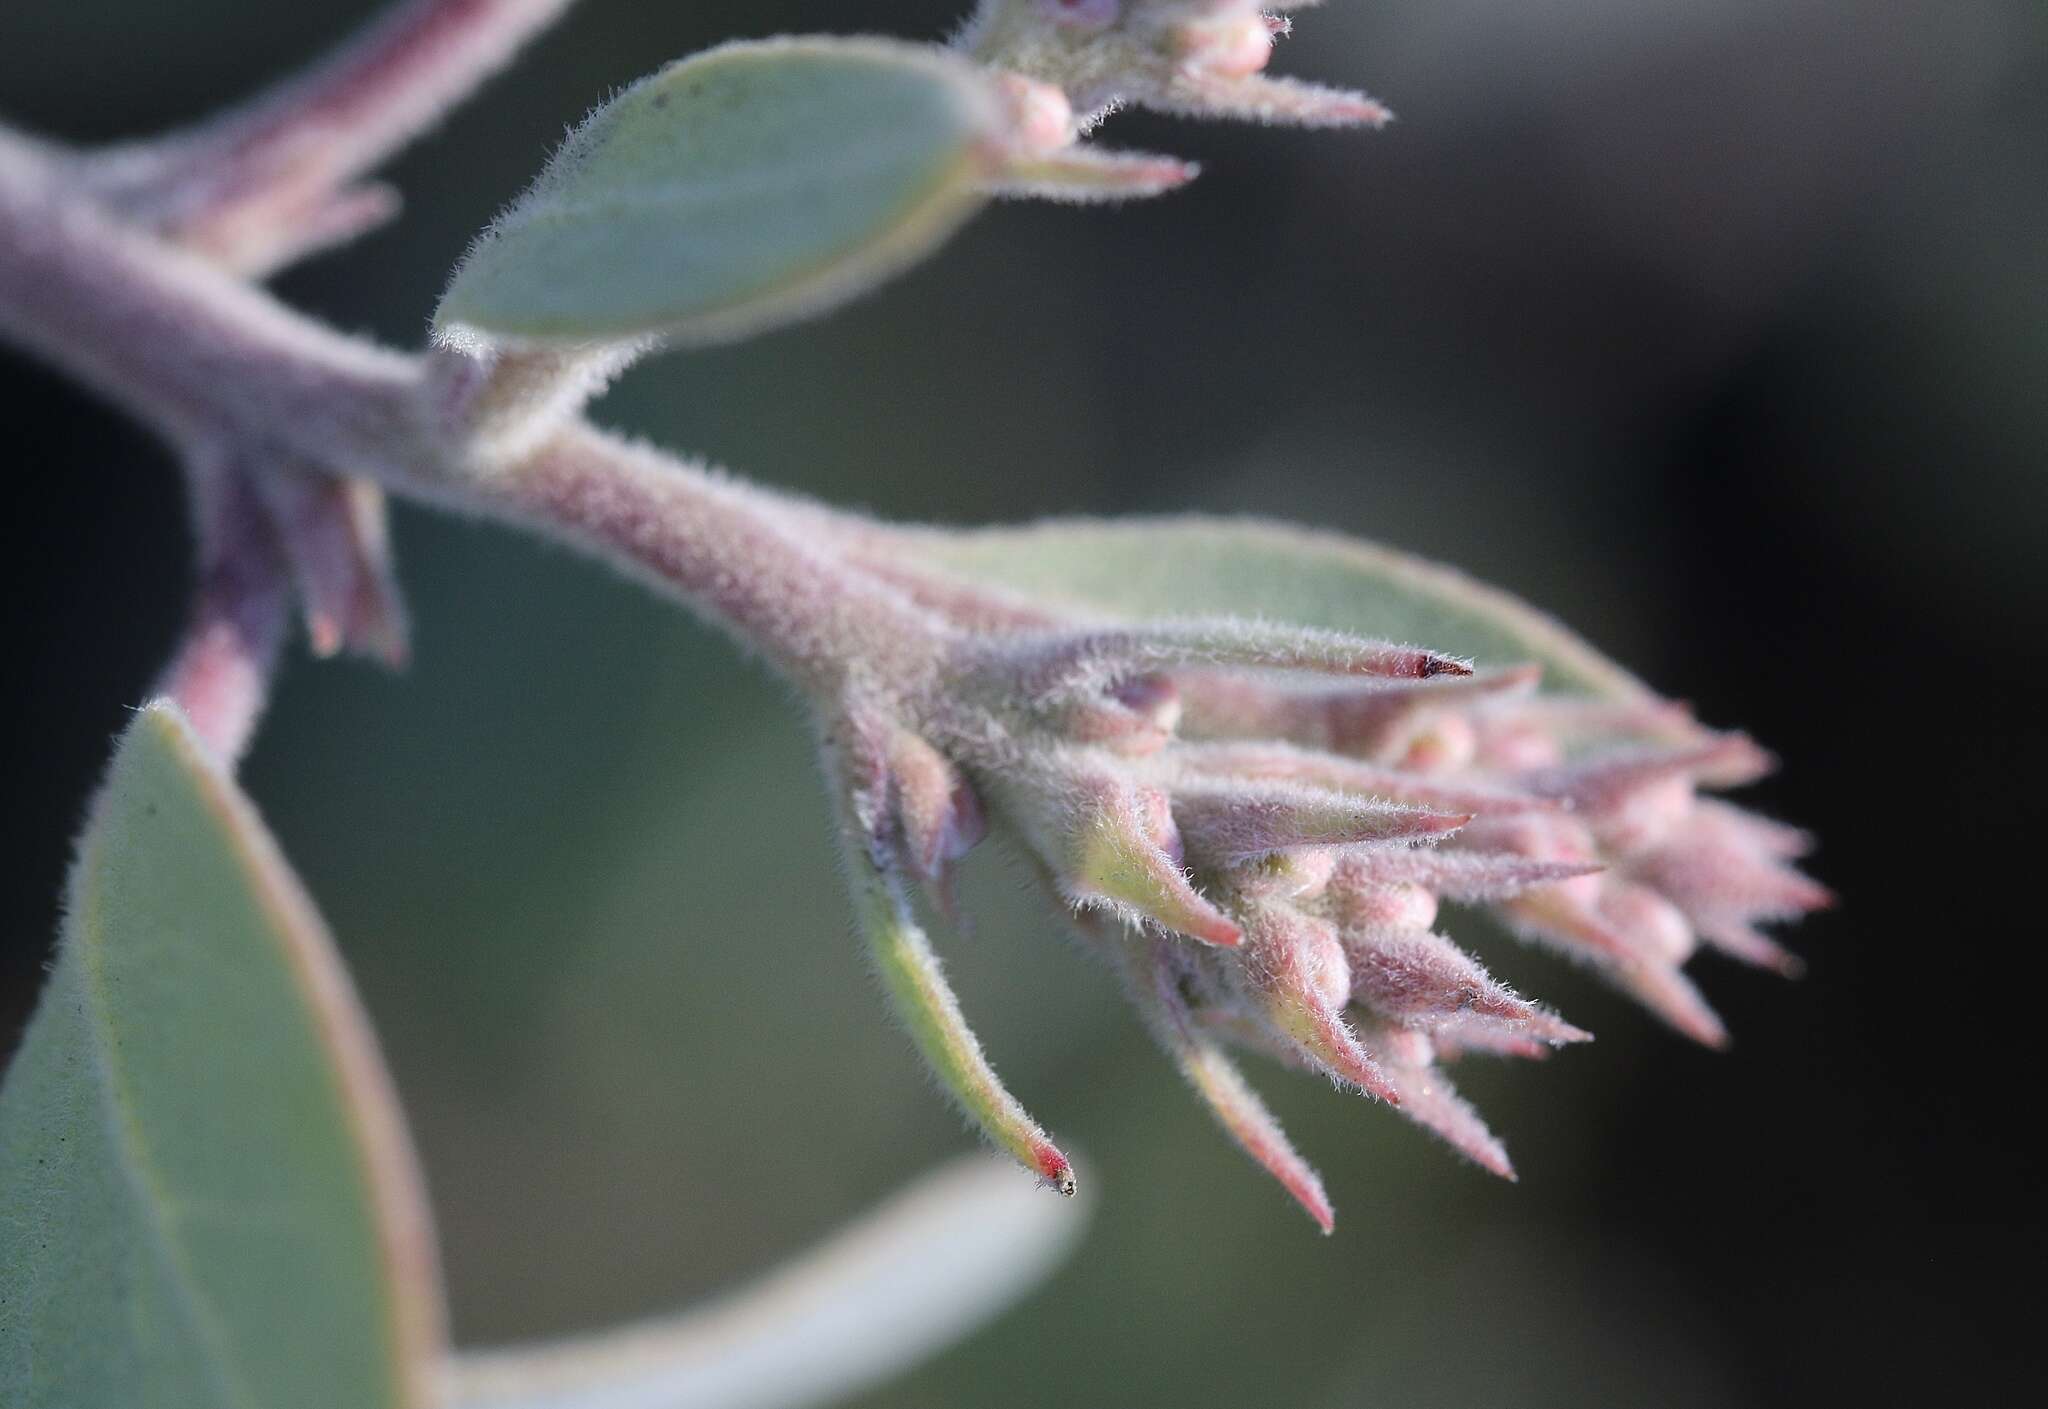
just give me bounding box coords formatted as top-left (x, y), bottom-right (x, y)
top-left (436, 37), bottom-right (1005, 349)
top-left (0, 701), bottom-right (443, 1409)
top-left (885, 515), bottom-right (1651, 697)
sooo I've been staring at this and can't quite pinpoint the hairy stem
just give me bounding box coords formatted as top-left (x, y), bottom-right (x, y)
top-left (0, 133), bottom-right (416, 451)
top-left (155, 457), bottom-right (293, 762)
top-left (0, 131), bottom-right (939, 695)
top-left (83, 0), bottom-right (582, 274)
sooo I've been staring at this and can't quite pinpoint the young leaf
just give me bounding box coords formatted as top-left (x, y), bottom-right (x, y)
top-left (0, 701), bottom-right (443, 1408)
top-left (878, 515), bottom-right (1654, 697)
top-left (436, 37), bottom-right (1007, 350)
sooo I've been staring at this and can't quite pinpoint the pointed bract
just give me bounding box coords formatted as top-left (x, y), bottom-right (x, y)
top-left (1357, 1021), bottom-right (1516, 1179)
top-left (883, 729), bottom-right (988, 901)
top-left (1233, 902), bottom-right (1396, 1102)
top-left (1064, 779), bottom-right (1243, 946)
top-left (252, 466), bottom-right (408, 664)
top-left (1500, 885), bottom-right (1730, 1047)
top-left (848, 843), bottom-right (1075, 1193)
top-left (1158, 73), bottom-right (1391, 128)
top-left (1172, 778), bottom-right (1468, 865)
top-left (1174, 740), bottom-right (1556, 818)
top-left (1124, 934), bottom-right (1334, 1231)
top-left (1694, 919), bottom-right (1807, 978)
top-left (1006, 619), bottom-right (1469, 708)
top-left (1515, 736), bottom-right (1773, 815)
top-left (1432, 1026), bottom-right (1569, 1063)
top-left (993, 145), bottom-right (1199, 202)
top-left (1340, 924), bottom-right (1588, 1047)
top-left (1175, 666), bottom-right (1540, 761)
top-left (1331, 847), bottom-right (1605, 904)
top-left (819, 495), bottom-right (1822, 1208)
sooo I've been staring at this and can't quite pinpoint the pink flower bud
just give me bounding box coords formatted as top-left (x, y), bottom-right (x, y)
top-left (885, 729), bottom-right (988, 886)
top-left (1398, 712), bottom-right (1478, 772)
top-left (1375, 1025), bottom-right (1435, 1070)
top-left (1331, 880), bottom-right (1439, 934)
top-left (1174, 15), bottom-right (1276, 81)
top-left (992, 72), bottom-right (1077, 155)
top-left (1597, 884), bottom-right (1696, 966)
top-left (1477, 717), bottom-right (1564, 771)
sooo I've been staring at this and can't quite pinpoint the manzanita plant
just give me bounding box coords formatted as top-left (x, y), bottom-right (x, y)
top-left (0, 2), bottom-right (1830, 1404)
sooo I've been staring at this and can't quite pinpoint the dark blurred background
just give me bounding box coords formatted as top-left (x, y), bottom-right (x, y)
top-left (3, 2), bottom-right (2043, 1404)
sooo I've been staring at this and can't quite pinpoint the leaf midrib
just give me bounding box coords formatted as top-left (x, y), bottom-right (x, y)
top-left (73, 865), bottom-right (262, 1409)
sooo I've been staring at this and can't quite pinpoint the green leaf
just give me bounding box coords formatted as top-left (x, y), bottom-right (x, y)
top-left (886, 515), bottom-right (1652, 697)
top-left (0, 702), bottom-right (443, 1409)
top-left (436, 37), bottom-right (1005, 349)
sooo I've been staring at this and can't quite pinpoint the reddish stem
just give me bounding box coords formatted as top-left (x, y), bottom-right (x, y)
top-left (155, 461), bottom-right (292, 763)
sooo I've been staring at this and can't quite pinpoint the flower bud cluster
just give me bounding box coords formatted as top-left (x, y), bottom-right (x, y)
top-left (963, 2), bottom-right (1388, 129)
top-left (831, 578), bottom-right (1826, 1226)
top-left (956, 2), bottom-right (1388, 204)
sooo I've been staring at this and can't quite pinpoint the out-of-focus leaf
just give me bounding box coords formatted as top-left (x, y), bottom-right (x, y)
top-left (886, 515), bottom-right (1650, 696)
top-left (448, 1155), bottom-right (1088, 1409)
top-left (0, 701), bottom-right (443, 1409)
top-left (436, 37), bottom-right (1005, 349)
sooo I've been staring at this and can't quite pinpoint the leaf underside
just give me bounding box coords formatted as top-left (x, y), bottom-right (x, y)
top-left (0, 702), bottom-right (442, 1409)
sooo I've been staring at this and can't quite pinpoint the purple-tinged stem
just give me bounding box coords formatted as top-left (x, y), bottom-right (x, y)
top-left (504, 426), bottom-right (948, 691)
top-left (155, 459), bottom-right (292, 764)
top-left (85, 0), bottom-right (580, 273)
top-left (0, 134), bottom-right (942, 696)
top-left (0, 135), bottom-right (417, 452)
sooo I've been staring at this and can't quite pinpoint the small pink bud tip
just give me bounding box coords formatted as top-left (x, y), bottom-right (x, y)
top-left (1333, 95), bottom-right (1395, 129)
top-left (372, 625), bottom-right (411, 671)
top-left (1032, 1142), bottom-right (1078, 1196)
top-left (1176, 16), bottom-right (1277, 80)
top-left (1768, 948), bottom-right (1809, 980)
top-left (1530, 1014), bottom-right (1596, 1046)
top-left (1623, 962), bottom-right (1731, 1050)
top-left (1188, 912), bottom-right (1246, 948)
top-left (1126, 158), bottom-right (1201, 190)
top-left (1399, 714), bottom-right (1478, 772)
top-left (1600, 885), bottom-right (1696, 966)
top-left (993, 72), bottom-right (1076, 155)
top-left (1335, 881), bottom-right (1439, 934)
top-left (1435, 1030), bottom-right (1558, 1063)
top-left (1284, 1169), bottom-right (1336, 1234)
top-left (1422, 654), bottom-right (1474, 678)
top-left (307, 611), bottom-right (344, 658)
top-left (886, 730), bottom-right (987, 884)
